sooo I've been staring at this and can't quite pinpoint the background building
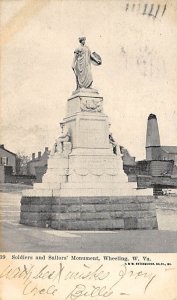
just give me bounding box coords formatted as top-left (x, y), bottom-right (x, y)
top-left (0, 145), bottom-right (17, 183)
top-left (27, 147), bottom-right (50, 182)
top-left (137, 114), bottom-right (177, 193)
top-left (0, 144), bottom-right (17, 173)
top-left (120, 114), bottom-right (177, 194)
top-left (146, 113), bottom-right (177, 163)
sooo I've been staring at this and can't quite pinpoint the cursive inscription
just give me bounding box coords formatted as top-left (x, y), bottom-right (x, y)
top-left (66, 284), bottom-right (113, 300)
top-left (65, 264), bottom-right (110, 281)
top-left (65, 263), bottom-right (156, 299)
top-left (0, 261), bottom-right (161, 299)
top-left (0, 263), bottom-right (64, 296)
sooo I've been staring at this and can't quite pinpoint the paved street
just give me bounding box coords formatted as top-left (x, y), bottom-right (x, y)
top-left (0, 188), bottom-right (177, 253)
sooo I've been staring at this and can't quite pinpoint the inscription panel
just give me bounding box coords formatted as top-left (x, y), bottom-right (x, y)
top-left (78, 118), bottom-right (108, 148)
top-left (70, 156), bottom-right (118, 170)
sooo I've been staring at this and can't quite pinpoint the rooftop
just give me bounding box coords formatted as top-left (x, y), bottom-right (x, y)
top-left (0, 144), bottom-right (16, 156)
top-left (161, 146), bottom-right (177, 154)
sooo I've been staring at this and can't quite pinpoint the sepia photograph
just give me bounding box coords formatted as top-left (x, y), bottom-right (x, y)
top-left (0, 0), bottom-right (177, 256)
top-left (1, 1), bottom-right (177, 299)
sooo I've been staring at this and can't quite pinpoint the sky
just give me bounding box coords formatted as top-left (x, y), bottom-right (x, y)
top-left (0, 0), bottom-right (177, 160)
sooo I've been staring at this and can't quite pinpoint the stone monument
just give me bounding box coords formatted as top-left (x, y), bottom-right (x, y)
top-left (20, 38), bottom-right (158, 230)
top-left (146, 113), bottom-right (161, 160)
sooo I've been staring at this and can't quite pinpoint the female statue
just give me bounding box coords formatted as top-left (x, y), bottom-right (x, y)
top-left (72, 37), bottom-right (102, 89)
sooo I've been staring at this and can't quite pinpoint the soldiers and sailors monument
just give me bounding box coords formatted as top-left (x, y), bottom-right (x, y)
top-left (20, 37), bottom-right (158, 231)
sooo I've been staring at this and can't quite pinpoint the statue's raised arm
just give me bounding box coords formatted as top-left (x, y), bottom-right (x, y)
top-left (72, 37), bottom-right (102, 90)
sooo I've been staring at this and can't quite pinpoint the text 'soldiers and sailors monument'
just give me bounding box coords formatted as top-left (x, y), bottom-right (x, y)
top-left (20, 37), bottom-right (158, 230)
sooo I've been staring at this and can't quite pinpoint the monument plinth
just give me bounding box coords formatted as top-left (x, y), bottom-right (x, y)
top-left (20, 37), bottom-right (157, 230)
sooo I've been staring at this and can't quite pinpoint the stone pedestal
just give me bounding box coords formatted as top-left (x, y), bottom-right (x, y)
top-left (20, 88), bottom-right (157, 230)
top-left (20, 196), bottom-right (158, 230)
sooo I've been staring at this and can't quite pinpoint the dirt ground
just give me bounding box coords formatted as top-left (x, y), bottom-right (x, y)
top-left (0, 185), bottom-right (177, 252)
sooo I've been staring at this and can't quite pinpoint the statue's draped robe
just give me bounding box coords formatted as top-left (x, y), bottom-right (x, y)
top-left (72, 45), bottom-right (92, 88)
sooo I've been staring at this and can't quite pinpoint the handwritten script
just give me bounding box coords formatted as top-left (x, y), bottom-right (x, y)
top-left (0, 261), bottom-right (158, 299)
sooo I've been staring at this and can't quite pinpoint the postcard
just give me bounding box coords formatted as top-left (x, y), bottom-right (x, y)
top-left (0, 0), bottom-right (177, 299)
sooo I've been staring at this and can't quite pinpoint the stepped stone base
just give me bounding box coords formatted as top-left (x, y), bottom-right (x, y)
top-left (20, 89), bottom-right (157, 230)
top-left (20, 196), bottom-right (158, 230)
